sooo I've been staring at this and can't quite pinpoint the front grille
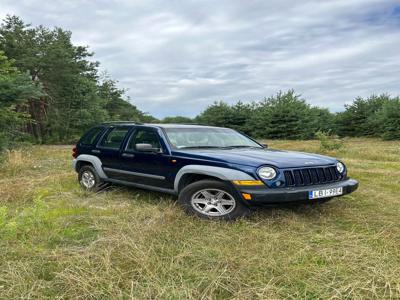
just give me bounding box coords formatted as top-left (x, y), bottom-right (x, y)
top-left (284, 166), bottom-right (344, 187)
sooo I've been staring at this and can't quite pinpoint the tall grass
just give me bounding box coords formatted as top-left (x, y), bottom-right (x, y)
top-left (0, 141), bottom-right (399, 299)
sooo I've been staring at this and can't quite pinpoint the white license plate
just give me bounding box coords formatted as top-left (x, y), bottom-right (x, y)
top-left (309, 187), bottom-right (343, 199)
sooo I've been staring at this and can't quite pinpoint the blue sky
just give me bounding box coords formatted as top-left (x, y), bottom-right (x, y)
top-left (1, 0), bottom-right (399, 118)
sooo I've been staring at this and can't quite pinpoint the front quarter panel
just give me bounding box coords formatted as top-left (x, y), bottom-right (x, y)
top-left (174, 165), bottom-right (257, 192)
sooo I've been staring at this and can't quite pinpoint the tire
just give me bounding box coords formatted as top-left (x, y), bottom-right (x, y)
top-left (78, 165), bottom-right (103, 192)
top-left (178, 180), bottom-right (250, 220)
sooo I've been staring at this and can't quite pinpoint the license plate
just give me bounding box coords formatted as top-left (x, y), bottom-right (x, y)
top-left (309, 187), bottom-right (343, 199)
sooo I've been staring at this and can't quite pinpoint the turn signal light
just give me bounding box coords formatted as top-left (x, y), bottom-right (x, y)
top-left (232, 180), bottom-right (264, 186)
top-left (242, 193), bottom-right (252, 200)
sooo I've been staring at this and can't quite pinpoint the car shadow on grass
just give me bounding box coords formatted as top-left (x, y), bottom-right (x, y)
top-left (96, 183), bottom-right (345, 221)
top-left (249, 198), bottom-right (349, 222)
top-left (100, 184), bottom-right (177, 205)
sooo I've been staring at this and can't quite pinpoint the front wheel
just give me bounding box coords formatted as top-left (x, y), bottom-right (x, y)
top-left (178, 180), bottom-right (250, 220)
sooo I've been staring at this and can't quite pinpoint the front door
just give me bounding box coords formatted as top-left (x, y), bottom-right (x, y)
top-left (119, 127), bottom-right (172, 189)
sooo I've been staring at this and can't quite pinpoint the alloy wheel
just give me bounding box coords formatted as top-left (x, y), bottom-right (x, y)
top-left (81, 170), bottom-right (96, 189)
top-left (191, 188), bottom-right (236, 217)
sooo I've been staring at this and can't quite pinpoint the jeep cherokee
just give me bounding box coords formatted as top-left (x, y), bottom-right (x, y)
top-left (72, 122), bottom-right (358, 220)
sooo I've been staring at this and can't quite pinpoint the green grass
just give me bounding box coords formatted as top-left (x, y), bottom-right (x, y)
top-left (0, 139), bottom-right (399, 299)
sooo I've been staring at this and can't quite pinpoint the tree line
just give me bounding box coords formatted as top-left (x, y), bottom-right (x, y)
top-left (0, 15), bottom-right (154, 151)
top-left (169, 91), bottom-right (399, 140)
top-left (1, 15), bottom-right (399, 154)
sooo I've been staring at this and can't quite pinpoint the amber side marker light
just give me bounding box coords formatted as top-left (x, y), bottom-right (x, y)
top-left (242, 193), bottom-right (252, 200)
top-left (232, 180), bottom-right (264, 186)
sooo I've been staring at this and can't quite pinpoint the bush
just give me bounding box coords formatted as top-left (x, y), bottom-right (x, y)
top-left (315, 131), bottom-right (344, 152)
top-left (376, 99), bottom-right (400, 140)
top-left (249, 90), bottom-right (312, 139)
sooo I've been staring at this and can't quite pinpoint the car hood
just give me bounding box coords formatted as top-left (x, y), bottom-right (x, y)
top-left (173, 148), bottom-right (337, 168)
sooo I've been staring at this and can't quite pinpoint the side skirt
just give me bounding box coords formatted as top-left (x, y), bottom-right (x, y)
top-left (104, 178), bottom-right (177, 196)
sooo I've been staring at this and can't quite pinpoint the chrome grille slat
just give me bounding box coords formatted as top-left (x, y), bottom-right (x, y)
top-left (284, 166), bottom-right (344, 187)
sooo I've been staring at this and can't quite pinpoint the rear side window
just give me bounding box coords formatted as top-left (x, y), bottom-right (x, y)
top-left (99, 127), bottom-right (130, 149)
top-left (80, 127), bottom-right (104, 145)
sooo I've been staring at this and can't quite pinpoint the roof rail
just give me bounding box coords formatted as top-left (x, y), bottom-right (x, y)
top-left (101, 121), bottom-right (143, 125)
top-left (158, 122), bottom-right (207, 126)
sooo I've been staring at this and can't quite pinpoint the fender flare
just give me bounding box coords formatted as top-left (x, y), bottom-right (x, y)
top-left (174, 165), bottom-right (256, 192)
top-left (72, 154), bottom-right (108, 179)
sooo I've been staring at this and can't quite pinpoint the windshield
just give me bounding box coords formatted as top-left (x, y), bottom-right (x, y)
top-left (164, 127), bottom-right (262, 149)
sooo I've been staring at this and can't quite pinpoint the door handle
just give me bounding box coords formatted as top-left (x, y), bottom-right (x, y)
top-left (91, 149), bottom-right (101, 154)
top-left (122, 153), bottom-right (135, 158)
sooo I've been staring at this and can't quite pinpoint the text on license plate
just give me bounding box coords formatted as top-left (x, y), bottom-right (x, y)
top-left (309, 187), bottom-right (343, 199)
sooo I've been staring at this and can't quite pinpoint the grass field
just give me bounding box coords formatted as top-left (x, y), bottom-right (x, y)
top-left (0, 139), bottom-right (399, 299)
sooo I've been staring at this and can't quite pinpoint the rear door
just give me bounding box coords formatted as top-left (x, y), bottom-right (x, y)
top-left (118, 127), bottom-right (173, 189)
top-left (95, 126), bottom-right (131, 173)
top-left (77, 126), bottom-right (106, 154)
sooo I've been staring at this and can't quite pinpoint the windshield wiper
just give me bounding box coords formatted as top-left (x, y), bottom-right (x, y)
top-left (178, 145), bottom-right (262, 150)
top-left (221, 145), bottom-right (262, 149)
top-left (178, 146), bottom-right (223, 149)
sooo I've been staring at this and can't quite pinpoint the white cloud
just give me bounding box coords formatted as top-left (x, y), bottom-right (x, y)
top-left (1, 0), bottom-right (399, 117)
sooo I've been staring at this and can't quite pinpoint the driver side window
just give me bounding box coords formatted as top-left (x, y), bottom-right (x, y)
top-left (127, 128), bottom-right (161, 151)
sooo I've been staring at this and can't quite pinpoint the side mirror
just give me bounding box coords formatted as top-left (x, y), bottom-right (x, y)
top-left (262, 143), bottom-right (268, 148)
top-left (135, 143), bottom-right (161, 152)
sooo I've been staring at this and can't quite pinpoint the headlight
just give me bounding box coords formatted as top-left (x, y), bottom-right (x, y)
top-left (258, 167), bottom-right (277, 180)
top-left (336, 162), bottom-right (345, 173)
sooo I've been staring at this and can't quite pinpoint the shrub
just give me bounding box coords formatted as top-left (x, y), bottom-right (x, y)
top-left (315, 131), bottom-right (344, 152)
top-left (376, 99), bottom-right (400, 140)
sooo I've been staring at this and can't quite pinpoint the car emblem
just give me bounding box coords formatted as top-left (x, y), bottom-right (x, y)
top-left (304, 161), bottom-right (315, 165)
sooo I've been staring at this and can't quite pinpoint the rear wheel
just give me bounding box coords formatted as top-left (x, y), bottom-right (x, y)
top-left (78, 165), bottom-right (103, 192)
top-left (179, 180), bottom-right (250, 220)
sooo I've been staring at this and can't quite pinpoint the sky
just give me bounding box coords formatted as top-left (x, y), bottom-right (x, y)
top-left (1, 0), bottom-right (399, 118)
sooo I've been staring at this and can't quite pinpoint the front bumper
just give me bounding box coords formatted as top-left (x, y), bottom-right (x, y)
top-left (237, 178), bottom-right (358, 204)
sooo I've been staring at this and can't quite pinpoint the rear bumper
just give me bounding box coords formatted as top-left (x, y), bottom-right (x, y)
top-left (72, 159), bottom-right (77, 172)
top-left (237, 178), bottom-right (359, 204)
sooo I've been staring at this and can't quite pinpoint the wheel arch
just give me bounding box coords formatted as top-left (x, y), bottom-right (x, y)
top-left (174, 165), bottom-right (255, 192)
top-left (75, 160), bottom-right (93, 171)
top-left (177, 173), bottom-right (223, 193)
top-left (73, 154), bottom-right (108, 179)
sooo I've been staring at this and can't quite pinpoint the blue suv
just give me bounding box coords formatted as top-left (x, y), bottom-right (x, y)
top-left (72, 122), bottom-right (358, 220)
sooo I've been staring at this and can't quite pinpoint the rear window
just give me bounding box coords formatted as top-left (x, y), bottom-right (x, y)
top-left (80, 127), bottom-right (104, 145)
top-left (98, 127), bottom-right (130, 149)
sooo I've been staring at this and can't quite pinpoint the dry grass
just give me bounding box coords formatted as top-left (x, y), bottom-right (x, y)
top-left (0, 139), bottom-right (399, 299)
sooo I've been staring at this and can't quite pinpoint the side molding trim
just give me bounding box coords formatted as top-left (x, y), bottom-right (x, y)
top-left (174, 165), bottom-right (256, 192)
top-left (103, 167), bottom-right (165, 180)
top-left (73, 154), bottom-right (108, 179)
